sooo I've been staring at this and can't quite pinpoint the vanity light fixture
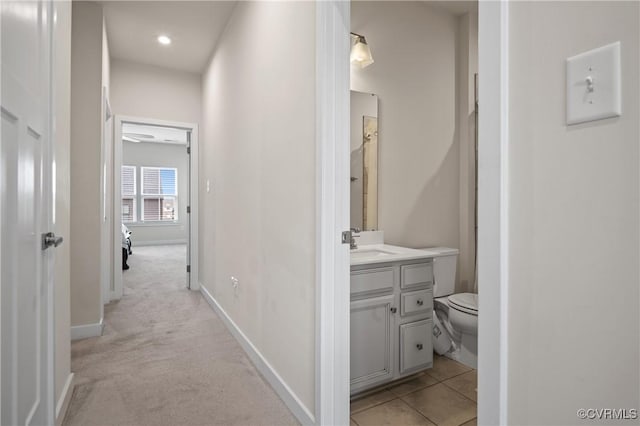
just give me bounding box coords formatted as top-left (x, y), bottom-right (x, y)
top-left (157, 35), bottom-right (172, 45)
top-left (350, 32), bottom-right (374, 69)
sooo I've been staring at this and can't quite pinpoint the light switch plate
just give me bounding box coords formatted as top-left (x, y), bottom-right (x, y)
top-left (566, 41), bottom-right (621, 125)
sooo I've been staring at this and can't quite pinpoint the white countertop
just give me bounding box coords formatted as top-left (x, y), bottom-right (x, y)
top-left (350, 244), bottom-right (438, 266)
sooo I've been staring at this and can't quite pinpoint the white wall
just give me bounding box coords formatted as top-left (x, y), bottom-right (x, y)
top-left (70, 1), bottom-right (107, 326)
top-left (351, 2), bottom-right (472, 289)
top-left (53, 0), bottom-right (72, 418)
top-left (457, 13), bottom-right (478, 292)
top-left (122, 141), bottom-right (188, 245)
top-left (200, 1), bottom-right (316, 415)
top-left (507, 2), bottom-right (639, 423)
top-left (110, 59), bottom-right (201, 124)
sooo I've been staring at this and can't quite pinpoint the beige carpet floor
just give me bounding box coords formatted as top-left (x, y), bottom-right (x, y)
top-left (64, 244), bottom-right (298, 426)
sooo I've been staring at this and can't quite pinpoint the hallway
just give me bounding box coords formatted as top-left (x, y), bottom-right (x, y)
top-left (64, 245), bottom-right (298, 426)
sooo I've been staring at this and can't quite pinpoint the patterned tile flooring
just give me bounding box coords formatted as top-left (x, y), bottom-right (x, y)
top-left (350, 356), bottom-right (477, 426)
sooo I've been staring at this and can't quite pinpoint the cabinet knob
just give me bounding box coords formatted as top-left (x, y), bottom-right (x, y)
top-left (416, 343), bottom-right (423, 350)
top-left (416, 299), bottom-right (424, 306)
top-left (390, 307), bottom-right (397, 314)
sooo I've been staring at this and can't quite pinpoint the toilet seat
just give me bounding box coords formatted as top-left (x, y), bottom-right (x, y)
top-left (447, 293), bottom-right (478, 316)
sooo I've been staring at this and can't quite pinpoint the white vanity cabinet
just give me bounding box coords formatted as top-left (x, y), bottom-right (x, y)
top-left (350, 258), bottom-right (434, 395)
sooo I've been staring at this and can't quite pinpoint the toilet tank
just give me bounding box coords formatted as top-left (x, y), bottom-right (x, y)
top-left (422, 247), bottom-right (459, 298)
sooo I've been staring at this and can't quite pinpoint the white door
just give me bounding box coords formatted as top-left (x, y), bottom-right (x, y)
top-left (1, 1), bottom-right (55, 425)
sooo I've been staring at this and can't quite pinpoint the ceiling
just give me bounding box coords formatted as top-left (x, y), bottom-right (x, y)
top-left (122, 123), bottom-right (188, 145)
top-left (102, 1), bottom-right (236, 74)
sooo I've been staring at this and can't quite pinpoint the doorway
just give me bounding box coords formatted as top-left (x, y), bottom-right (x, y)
top-left (111, 116), bottom-right (199, 300)
top-left (315, 1), bottom-right (508, 424)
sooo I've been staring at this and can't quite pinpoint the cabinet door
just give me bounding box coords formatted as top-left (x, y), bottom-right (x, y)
top-left (400, 319), bottom-right (433, 374)
top-left (350, 294), bottom-right (395, 393)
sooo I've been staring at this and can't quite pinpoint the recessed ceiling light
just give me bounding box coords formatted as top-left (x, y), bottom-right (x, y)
top-left (157, 35), bottom-right (171, 45)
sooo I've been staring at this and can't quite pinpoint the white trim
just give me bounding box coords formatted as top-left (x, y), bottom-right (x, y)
top-left (315, 2), bottom-right (351, 425)
top-left (199, 285), bottom-right (313, 425)
top-left (477, 1), bottom-right (509, 424)
top-left (55, 373), bottom-right (74, 426)
top-left (133, 239), bottom-right (187, 247)
top-left (70, 319), bottom-right (104, 341)
top-left (188, 125), bottom-right (199, 291)
top-left (114, 117), bottom-right (124, 299)
top-left (113, 115), bottom-right (199, 298)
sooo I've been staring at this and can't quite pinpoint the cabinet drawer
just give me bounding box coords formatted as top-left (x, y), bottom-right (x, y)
top-left (400, 262), bottom-right (433, 289)
top-left (400, 319), bottom-right (433, 373)
top-left (351, 266), bottom-right (395, 296)
top-left (401, 289), bottom-right (433, 317)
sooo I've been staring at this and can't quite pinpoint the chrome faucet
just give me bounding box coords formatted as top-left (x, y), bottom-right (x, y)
top-left (350, 227), bottom-right (361, 250)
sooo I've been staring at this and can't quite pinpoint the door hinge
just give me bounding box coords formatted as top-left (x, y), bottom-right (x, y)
top-left (186, 265), bottom-right (191, 273)
top-left (186, 206), bottom-right (191, 213)
top-left (341, 231), bottom-right (352, 244)
top-left (187, 146), bottom-right (191, 154)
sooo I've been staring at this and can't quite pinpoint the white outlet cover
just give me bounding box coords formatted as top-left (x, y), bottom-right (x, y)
top-left (566, 41), bottom-right (621, 125)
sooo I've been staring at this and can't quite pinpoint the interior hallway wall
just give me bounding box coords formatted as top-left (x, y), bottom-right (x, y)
top-left (110, 59), bottom-right (201, 124)
top-left (70, 1), bottom-right (108, 328)
top-left (506, 2), bottom-right (639, 423)
top-left (350, 2), bottom-right (464, 288)
top-left (110, 59), bottom-right (201, 248)
top-left (53, 0), bottom-right (73, 419)
top-left (200, 1), bottom-right (316, 417)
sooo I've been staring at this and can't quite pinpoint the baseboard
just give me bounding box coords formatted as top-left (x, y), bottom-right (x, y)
top-left (199, 284), bottom-right (315, 425)
top-left (70, 318), bottom-right (104, 341)
top-left (134, 239), bottom-right (187, 247)
top-left (55, 372), bottom-right (74, 426)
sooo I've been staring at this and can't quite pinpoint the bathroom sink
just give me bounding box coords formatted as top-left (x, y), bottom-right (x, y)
top-left (350, 248), bottom-right (396, 259)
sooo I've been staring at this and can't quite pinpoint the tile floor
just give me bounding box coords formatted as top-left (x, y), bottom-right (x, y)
top-left (350, 355), bottom-right (477, 426)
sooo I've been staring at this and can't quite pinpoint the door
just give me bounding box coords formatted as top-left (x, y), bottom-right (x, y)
top-left (350, 294), bottom-right (395, 394)
top-left (1, 1), bottom-right (55, 425)
top-left (186, 130), bottom-right (191, 289)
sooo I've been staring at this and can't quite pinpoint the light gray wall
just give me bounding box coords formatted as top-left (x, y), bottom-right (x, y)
top-left (200, 1), bottom-right (316, 414)
top-left (110, 59), bottom-right (201, 124)
top-left (507, 2), bottom-right (639, 423)
top-left (53, 0), bottom-right (72, 415)
top-left (70, 1), bottom-right (107, 326)
top-left (351, 2), bottom-right (469, 289)
top-left (122, 141), bottom-right (188, 245)
top-left (457, 13), bottom-right (478, 292)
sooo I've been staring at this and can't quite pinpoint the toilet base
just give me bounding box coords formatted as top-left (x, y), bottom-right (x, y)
top-left (443, 333), bottom-right (477, 369)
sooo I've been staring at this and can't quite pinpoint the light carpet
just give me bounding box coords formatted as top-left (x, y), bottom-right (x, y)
top-left (64, 244), bottom-right (298, 426)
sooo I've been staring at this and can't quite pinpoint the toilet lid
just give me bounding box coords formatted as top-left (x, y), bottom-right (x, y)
top-left (448, 293), bottom-right (478, 315)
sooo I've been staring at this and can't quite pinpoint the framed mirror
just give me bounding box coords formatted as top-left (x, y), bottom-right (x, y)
top-left (350, 91), bottom-right (378, 230)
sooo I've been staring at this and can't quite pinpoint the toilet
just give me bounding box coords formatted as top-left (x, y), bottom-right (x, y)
top-left (425, 247), bottom-right (478, 369)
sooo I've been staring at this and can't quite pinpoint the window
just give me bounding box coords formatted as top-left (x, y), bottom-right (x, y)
top-left (141, 167), bottom-right (178, 222)
top-left (121, 165), bottom-right (136, 222)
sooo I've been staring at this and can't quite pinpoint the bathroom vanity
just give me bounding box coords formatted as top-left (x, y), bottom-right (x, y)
top-left (350, 242), bottom-right (435, 395)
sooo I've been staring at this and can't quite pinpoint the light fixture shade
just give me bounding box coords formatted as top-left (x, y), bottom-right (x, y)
top-left (350, 36), bottom-right (374, 68)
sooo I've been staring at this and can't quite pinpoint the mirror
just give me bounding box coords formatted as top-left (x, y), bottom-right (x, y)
top-left (350, 91), bottom-right (378, 230)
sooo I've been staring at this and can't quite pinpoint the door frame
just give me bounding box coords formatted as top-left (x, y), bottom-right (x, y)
top-left (315, 2), bottom-right (351, 424)
top-left (316, 1), bottom-right (510, 424)
top-left (477, 1), bottom-right (510, 424)
top-left (112, 115), bottom-right (199, 299)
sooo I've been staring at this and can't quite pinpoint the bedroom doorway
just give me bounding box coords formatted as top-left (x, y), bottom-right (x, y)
top-left (111, 116), bottom-right (199, 300)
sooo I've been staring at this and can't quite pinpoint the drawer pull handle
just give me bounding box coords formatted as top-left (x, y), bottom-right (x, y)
top-left (416, 343), bottom-right (423, 350)
top-left (416, 299), bottom-right (424, 306)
